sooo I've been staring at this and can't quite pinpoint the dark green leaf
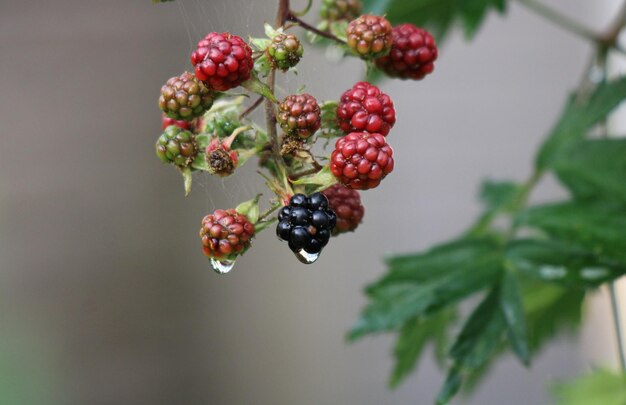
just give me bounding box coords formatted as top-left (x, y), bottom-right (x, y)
top-left (552, 369), bottom-right (626, 405)
top-left (389, 309), bottom-right (456, 388)
top-left (436, 370), bottom-right (462, 405)
top-left (479, 180), bottom-right (522, 212)
top-left (506, 238), bottom-right (626, 287)
top-left (537, 76), bottom-right (626, 168)
top-left (448, 286), bottom-right (506, 370)
top-left (241, 73), bottom-right (277, 102)
top-left (362, 0), bottom-right (507, 40)
top-left (499, 267), bottom-right (529, 366)
top-left (551, 138), bottom-right (626, 203)
top-left (522, 281), bottom-right (584, 351)
top-left (349, 239), bottom-right (502, 340)
top-left (516, 200), bottom-right (626, 264)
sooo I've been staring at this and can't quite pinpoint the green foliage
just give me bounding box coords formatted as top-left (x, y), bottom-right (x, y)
top-left (537, 76), bottom-right (626, 168)
top-left (362, 0), bottom-right (507, 40)
top-left (551, 138), bottom-right (626, 203)
top-left (351, 75), bottom-right (626, 402)
top-left (552, 369), bottom-right (626, 405)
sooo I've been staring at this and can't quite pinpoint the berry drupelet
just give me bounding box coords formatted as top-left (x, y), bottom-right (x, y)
top-left (191, 32), bottom-right (254, 91)
top-left (276, 193), bottom-right (337, 261)
top-left (337, 81), bottom-right (396, 136)
top-left (375, 24), bottom-right (438, 80)
top-left (267, 33), bottom-right (304, 71)
top-left (155, 126), bottom-right (199, 168)
top-left (346, 14), bottom-right (393, 59)
top-left (330, 131), bottom-right (394, 190)
top-left (320, 0), bottom-right (362, 21)
top-left (276, 93), bottom-right (322, 139)
top-left (322, 184), bottom-right (364, 235)
top-left (159, 72), bottom-right (214, 121)
top-left (199, 209), bottom-right (255, 260)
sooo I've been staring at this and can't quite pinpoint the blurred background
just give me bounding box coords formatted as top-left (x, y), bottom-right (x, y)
top-left (1, 0), bottom-right (625, 403)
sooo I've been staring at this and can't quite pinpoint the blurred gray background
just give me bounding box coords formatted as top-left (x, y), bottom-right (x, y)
top-left (1, 0), bottom-right (623, 404)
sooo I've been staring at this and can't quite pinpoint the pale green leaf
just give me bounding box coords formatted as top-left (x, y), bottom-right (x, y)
top-left (552, 369), bottom-right (626, 405)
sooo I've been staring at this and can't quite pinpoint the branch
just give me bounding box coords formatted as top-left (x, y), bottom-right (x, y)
top-left (287, 14), bottom-right (347, 45)
top-left (240, 96), bottom-right (264, 120)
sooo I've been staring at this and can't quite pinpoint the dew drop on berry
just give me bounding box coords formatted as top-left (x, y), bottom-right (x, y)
top-left (294, 249), bottom-right (320, 264)
top-left (210, 258), bottom-right (235, 274)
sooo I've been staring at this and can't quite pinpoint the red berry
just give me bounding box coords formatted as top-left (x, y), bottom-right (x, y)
top-left (199, 209), bottom-right (255, 260)
top-left (375, 24), bottom-right (438, 80)
top-left (346, 14), bottom-right (393, 59)
top-left (330, 132), bottom-right (394, 190)
top-left (191, 32), bottom-right (254, 91)
top-left (337, 82), bottom-right (396, 136)
top-left (322, 184), bottom-right (364, 234)
top-left (162, 114), bottom-right (191, 130)
top-left (276, 93), bottom-right (322, 138)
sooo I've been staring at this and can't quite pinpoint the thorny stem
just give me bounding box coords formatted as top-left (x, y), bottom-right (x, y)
top-left (240, 96), bottom-right (264, 119)
top-left (289, 167), bottom-right (321, 181)
top-left (514, 0), bottom-right (626, 56)
top-left (258, 202), bottom-right (281, 221)
top-left (287, 14), bottom-right (347, 45)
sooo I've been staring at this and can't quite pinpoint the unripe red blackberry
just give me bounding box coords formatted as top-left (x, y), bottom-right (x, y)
top-left (158, 72), bottom-right (214, 121)
top-left (346, 14), bottom-right (393, 59)
top-left (155, 126), bottom-right (198, 168)
top-left (267, 33), bottom-right (304, 71)
top-left (375, 24), bottom-right (438, 80)
top-left (276, 93), bottom-right (321, 139)
top-left (200, 209), bottom-right (255, 260)
top-left (162, 114), bottom-right (192, 130)
top-left (330, 132), bottom-right (394, 190)
top-left (276, 193), bottom-right (337, 260)
top-left (337, 82), bottom-right (396, 136)
top-left (322, 184), bottom-right (364, 234)
top-left (320, 0), bottom-right (362, 21)
top-left (206, 137), bottom-right (238, 177)
top-left (191, 32), bottom-right (254, 91)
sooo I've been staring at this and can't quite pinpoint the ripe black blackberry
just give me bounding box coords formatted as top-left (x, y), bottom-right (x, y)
top-left (276, 193), bottom-right (337, 261)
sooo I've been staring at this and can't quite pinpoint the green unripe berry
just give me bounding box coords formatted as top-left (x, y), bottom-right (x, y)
top-left (267, 33), bottom-right (304, 71)
top-left (156, 126), bottom-right (199, 168)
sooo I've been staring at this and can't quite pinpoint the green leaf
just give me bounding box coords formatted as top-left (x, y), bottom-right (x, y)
top-left (362, 0), bottom-right (507, 40)
top-left (438, 286), bottom-right (506, 403)
top-left (191, 153), bottom-right (209, 171)
top-left (537, 76), bottom-right (626, 168)
top-left (181, 167), bottom-right (192, 196)
top-left (241, 72), bottom-right (277, 103)
top-left (263, 23), bottom-right (281, 39)
top-left (389, 309), bottom-right (456, 388)
top-left (517, 200), bottom-right (626, 265)
top-left (552, 369), bottom-right (626, 405)
top-left (479, 180), bottom-right (522, 212)
top-left (249, 37), bottom-right (271, 51)
top-left (521, 281), bottom-right (584, 352)
top-left (506, 238), bottom-right (626, 287)
top-left (436, 370), bottom-right (462, 405)
top-left (318, 101), bottom-right (343, 139)
top-left (499, 267), bottom-right (529, 366)
top-left (448, 286), bottom-right (505, 370)
top-left (290, 166), bottom-right (337, 191)
top-left (235, 194), bottom-right (261, 223)
top-left (349, 238), bottom-right (502, 340)
top-left (551, 138), bottom-right (626, 204)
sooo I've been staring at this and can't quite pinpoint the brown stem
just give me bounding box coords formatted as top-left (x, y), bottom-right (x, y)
top-left (287, 14), bottom-right (346, 45)
top-left (240, 96), bottom-right (264, 120)
top-left (289, 167), bottom-right (320, 181)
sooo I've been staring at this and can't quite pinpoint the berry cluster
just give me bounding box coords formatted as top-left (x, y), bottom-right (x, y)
top-left (276, 93), bottom-right (322, 139)
top-left (200, 209), bottom-right (255, 261)
top-left (276, 193), bottom-right (336, 259)
top-left (153, 0), bottom-right (438, 272)
top-left (337, 81), bottom-right (396, 136)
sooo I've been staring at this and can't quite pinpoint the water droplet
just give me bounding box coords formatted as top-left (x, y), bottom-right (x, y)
top-left (295, 249), bottom-right (320, 264)
top-left (210, 258), bottom-right (235, 274)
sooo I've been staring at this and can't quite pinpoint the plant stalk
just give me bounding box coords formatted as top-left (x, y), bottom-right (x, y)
top-left (608, 281), bottom-right (626, 371)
